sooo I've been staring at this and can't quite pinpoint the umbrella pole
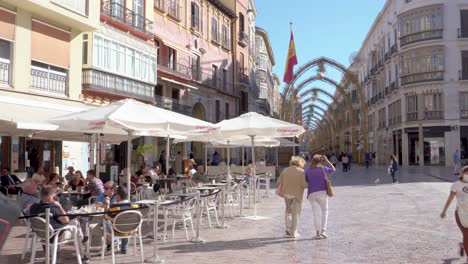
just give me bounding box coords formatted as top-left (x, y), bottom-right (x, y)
top-left (204, 142), bottom-right (208, 174)
top-left (96, 134), bottom-right (100, 179)
top-left (227, 140), bottom-right (230, 181)
top-left (166, 136), bottom-right (170, 176)
top-left (250, 135), bottom-right (257, 218)
top-left (127, 132), bottom-right (132, 201)
top-left (89, 134), bottom-right (95, 171)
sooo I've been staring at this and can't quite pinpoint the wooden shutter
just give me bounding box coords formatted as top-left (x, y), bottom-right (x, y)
top-left (31, 21), bottom-right (70, 68)
top-left (0, 9), bottom-right (15, 41)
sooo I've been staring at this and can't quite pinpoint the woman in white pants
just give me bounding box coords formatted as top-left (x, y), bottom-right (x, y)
top-left (305, 155), bottom-right (335, 239)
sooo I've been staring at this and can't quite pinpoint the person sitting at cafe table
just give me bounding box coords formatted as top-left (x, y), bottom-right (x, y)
top-left (104, 186), bottom-right (139, 254)
top-left (188, 164), bottom-right (197, 177)
top-left (96, 181), bottom-right (116, 208)
top-left (19, 179), bottom-right (40, 215)
top-left (65, 166), bottom-right (75, 182)
top-left (1, 167), bottom-right (22, 195)
top-left (29, 186), bottom-right (85, 245)
top-left (69, 170), bottom-right (86, 190)
top-left (192, 165), bottom-right (209, 184)
top-left (86, 170), bottom-right (104, 197)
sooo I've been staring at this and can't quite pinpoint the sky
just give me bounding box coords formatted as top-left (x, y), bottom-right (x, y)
top-left (254, 0), bottom-right (387, 103)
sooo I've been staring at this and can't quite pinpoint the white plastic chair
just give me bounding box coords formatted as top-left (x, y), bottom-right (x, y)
top-left (20, 211), bottom-right (33, 262)
top-left (257, 172), bottom-right (271, 198)
top-left (29, 217), bottom-right (82, 264)
top-left (101, 210), bottom-right (144, 264)
top-left (201, 191), bottom-right (220, 228)
top-left (225, 183), bottom-right (240, 217)
top-left (171, 198), bottom-right (195, 240)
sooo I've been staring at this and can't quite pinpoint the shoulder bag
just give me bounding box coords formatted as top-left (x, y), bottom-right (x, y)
top-left (322, 167), bottom-right (334, 197)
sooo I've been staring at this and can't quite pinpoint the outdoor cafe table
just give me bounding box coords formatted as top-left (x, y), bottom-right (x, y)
top-left (157, 178), bottom-right (176, 194)
top-left (166, 192), bottom-right (197, 198)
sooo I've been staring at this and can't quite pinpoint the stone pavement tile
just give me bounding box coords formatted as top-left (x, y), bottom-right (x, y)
top-left (2, 165), bottom-right (468, 263)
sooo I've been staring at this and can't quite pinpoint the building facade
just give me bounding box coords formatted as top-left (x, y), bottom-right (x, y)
top-left (254, 26), bottom-right (275, 116)
top-left (354, 0), bottom-right (468, 166)
top-left (0, 0), bottom-right (100, 173)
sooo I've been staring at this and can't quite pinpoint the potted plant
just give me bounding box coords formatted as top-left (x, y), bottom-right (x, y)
top-left (136, 144), bottom-right (155, 163)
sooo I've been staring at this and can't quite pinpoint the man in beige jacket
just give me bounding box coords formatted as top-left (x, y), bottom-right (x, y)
top-left (277, 156), bottom-right (308, 238)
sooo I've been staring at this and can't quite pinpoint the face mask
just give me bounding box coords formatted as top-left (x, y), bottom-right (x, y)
top-left (463, 174), bottom-right (468, 182)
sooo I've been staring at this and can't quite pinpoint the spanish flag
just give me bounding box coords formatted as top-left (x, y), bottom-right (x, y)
top-left (283, 28), bottom-right (298, 84)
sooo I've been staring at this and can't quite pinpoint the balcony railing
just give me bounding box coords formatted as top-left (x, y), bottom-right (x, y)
top-left (158, 61), bottom-right (192, 80)
top-left (424, 110), bottom-right (443, 120)
top-left (82, 68), bottom-right (153, 100)
top-left (154, 95), bottom-right (192, 115)
top-left (52, 0), bottom-right (88, 15)
top-left (30, 66), bottom-right (67, 95)
top-left (458, 28), bottom-right (468, 39)
top-left (0, 59), bottom-right (10, 84)
top-left (239, 72), bottom-right (249, 85)
top-left (400, 71), bottom-right (444, 86)
top-left (461, 110), bottom-right (468, 119)
top-left (238, 31), bottom-right (249, 47)
top-left (400, 29), bottom-right (443, 47)
top-left (390, 44), bottom-right (397, 56)
top-left (406, 112), bottom-right (418, 121)
top-left (460, 70), bottom-right (468, 81)
top-left (101, 1), bottom-right (153, 36)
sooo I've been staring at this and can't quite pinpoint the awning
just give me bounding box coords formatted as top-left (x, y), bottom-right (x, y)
top-left (0, 95), bottom-right (128, 143)
top-left (160, 77), bottom-right (198, 90)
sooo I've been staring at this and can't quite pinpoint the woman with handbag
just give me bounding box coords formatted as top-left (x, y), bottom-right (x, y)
top-left (306, 154), bottom-right (336, 239)
top-left (441, 166), bottom-right (468, 259)
top-left (277, 156), bottom-right (308, 238)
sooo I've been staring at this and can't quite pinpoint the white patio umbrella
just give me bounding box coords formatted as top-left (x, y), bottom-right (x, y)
top-left (215, 112), bottom-right (305, 219)
top-left (49, 99), bottom-right (217, 200)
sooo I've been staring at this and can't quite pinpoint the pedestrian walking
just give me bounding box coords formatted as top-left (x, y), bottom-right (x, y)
top-left (365, 152), bottom-right (371, 169)
top-left (277, 156), bottom-right (308, 238)
top-left (347, 153), bottom-right (353, 171)
top-left (330, 153), bottom-right (338, 169)
top-left (306, 155), bottom-right (336, 239)
top-left (388, 155), bottom-right (399, 183)
top-left (454, 149), bottom-right (462, 176)
top-left (342, 154), bottom-right (349, 172)
top-left (441, 166), bottom-right (468, 260)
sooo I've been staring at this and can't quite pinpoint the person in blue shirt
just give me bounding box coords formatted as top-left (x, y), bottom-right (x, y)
top-left (96, 181), bottom-right (116, 208)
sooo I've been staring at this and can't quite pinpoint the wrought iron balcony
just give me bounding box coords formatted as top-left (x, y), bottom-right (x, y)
top-left (400, 29), bottom-right (443, 47)
top-left (158, 61), bottom-right (192, 80)
top-left (30, 65), bottom-right (67, 95)
top-left (238, 31), bottom-right (249, 48)
top-left (390, 44), bottom-right (397, 56)
top-left (461, 110), bottom-right (468, 119)
top-left (406, 112), bottom-right (418, 121)
top-left (424, 110), bottom-right (443, 120)
top-left (154, 95), bottom-right (192, 115)
top-left (82, 68), bottom-right (154, 100)
top-left (0, 59), bottom-right (10, 85)
top-left (401, 71), bottom-right (444, 86)
top-left (239, 72), bottom-right (249, 85)
top-left (101, 0), bottom-right (153, 36)
top-left (458, 28), bottom-right (468, 39)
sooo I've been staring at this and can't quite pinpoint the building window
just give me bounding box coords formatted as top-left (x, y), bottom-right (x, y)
top-left (460, 93), bottom-right (468, 119)
top-left (399, 5), bottom-right (443, 46)
top-left (211, 18), bottom-right (218, 42)
top-left (82, 34), bottom-right (88, 65)
top-left (424, 93), bottom-right (443, 120)
top-left (406, 94), bottom-right (418, 121)
top-left (215, 100), bottom-right (221, 122)
top-left (212, 65), bottom-right (218, 88)
top-left (222, 25), bottom-right (229, 49)
top-left (222, 69), bottom-right (227, 90)
top-left (0, 39), bottom-right (12, 84)
top-left (239, 12), bottom-right (245, 32)
top-left (191, 56), bottom-right (200, 81)
top-left (239, 52), bottom-right (245, 74)
top-left (30, 60), bottom-right (68, 95)
top-left (154, 0), bottom-right (164, 10)
top-left (400, 46), bottom-right (444, 85)
top-left (461, 51), bottom-right (468, 80)
top-left (168, 47), bottom-right (176, 70)
top-left (461, 10), bottom-right (468, 38)
top-left (191, 2), bottom-right (200, 31)
top-left (52, 0), bottom-right (88, 15)
top-left (155, 40), bottom-right (160, 65)
top-left (167, 0), bottom-right (180, 20)
top-left (225, 102), bottom-right (230, 120)
top-left (378, 108), bottom-right (386, 129)
top-left (92, 34), bottom-right (156, 83)
top-left (133, 0), bottom-right (144, 30)
top-left (389, 100), bottom-right (402, 126)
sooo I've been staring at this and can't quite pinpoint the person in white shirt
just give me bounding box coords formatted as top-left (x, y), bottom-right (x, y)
top-left (188, 164), bottom-right (197, 177)
top-left (441, 166), bottom-right (468, 260)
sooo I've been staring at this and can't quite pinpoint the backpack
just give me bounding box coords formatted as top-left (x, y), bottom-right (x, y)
top-left (392, 160), bottom-right (398, 171)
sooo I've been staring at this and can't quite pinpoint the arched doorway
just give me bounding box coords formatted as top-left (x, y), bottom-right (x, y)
top-left (191, 102), bottom-right (206, 165)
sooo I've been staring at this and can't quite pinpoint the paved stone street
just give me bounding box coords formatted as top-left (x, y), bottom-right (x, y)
top-left (1, 165), bottom-right (466, 263)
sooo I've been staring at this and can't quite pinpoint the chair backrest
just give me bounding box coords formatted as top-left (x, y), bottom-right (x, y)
top-left (183, 198), bottom-right (196, 212)
top-left (130, 183), bottom-right (137, 195)
top-left (113, 210), bottom-right (142, 234)
top-left (29, 217), bottom-right (54, 240)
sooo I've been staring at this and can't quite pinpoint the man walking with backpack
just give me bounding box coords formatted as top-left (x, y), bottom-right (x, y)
top-left (388, 154), bottom-right (399, 184)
